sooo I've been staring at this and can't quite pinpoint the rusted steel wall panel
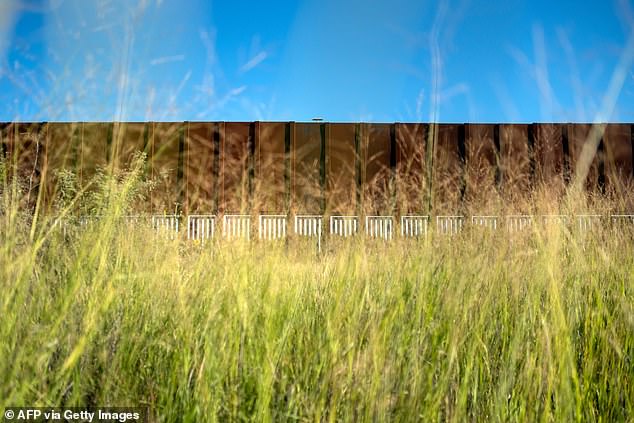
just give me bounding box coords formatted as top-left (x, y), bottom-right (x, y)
top-left (0, 123), bottom-right (9, 160)
top-left (363, 123), bottom-right (393, 214)
top-left (114, 122), bottom-right (147, 170)
top-left (500, 124), bottom-right (531, 204)
top-left (79, 123), bottom-right (110, 187)
top-left (114, 122), bottom-right (150, 212)
top-left (395, 123), bottom-right (426, 213)
top-left (568, 124), bottom-right (600, 192)
top-left (0, 124), bottom-right (11, 188)
top-left (73, 122), bottom-right (112, 213)
top-left (44, 123), bottom-right (82, 207)
top-left (0, 123), bottom-right (16, 180)
top-left (432, 124), bottom-right (463, 213)
top-left (46, 123), bottom-right (81, 173)
top-left (292, 123), bottom-right (322, 214)
top-left (151, 122), bottom-right (183, 213)
top-left (395, 123), bottom-right (427, 214)
top-left (603, 124), bottom-right (633, 193)
top-left (1, 123), bottom-right (16, 160)
top-left (6, 123), bottom-right (47, 209)
top-left (221, 122), bottom-right (251, 213)
top-left (465, 124), bottom-right (497, 208)
top-left (533, 123), bottom-right (565, 191)
top-left (327, 123), bottom-right (357, 214)
top-left (255, 122), bottom-right (286, 213)
top-left (4, 121), bottom-right (634, 214)
top-left (185, 122), bottom-right (215, 213)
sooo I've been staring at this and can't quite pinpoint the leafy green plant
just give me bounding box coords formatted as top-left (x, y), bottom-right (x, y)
top-left (51, 151), bottom-right (156, 218)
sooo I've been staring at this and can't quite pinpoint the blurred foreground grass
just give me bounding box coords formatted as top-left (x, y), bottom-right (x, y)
top-left (0, 151), bottom-right (632, 422)
top-left (1, 207), bottom-right (633, 422)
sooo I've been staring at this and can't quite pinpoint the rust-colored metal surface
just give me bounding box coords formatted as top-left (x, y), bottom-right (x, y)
top-left (1, 123), bottom-right (47, 208)
top-left (2, 122), bottom-right (633, 215)
top-left (79, 123), bottom-right (110, 185)
top-left (292, 123), bottom-right (322, 214)
top-left (534, 123), bottom-right (565, 188)
top-left (568, 124), bottom-right (600, 192)
top-left (432, 124), bottom-right (463, 213)
top-left (363, 123), bottom-right (393, 214)
top-left (151, 122), bottom-right (183, 213)
top-left (500, 125), bottom-right (530, 190)
top-left (500, 124), bottom-right (531, 210)
top-left (464, 124), bottom-right (498, 208)
top-left (113, 123), bottom-right (147, 171)
top-left (186, 122), bottom-right (215, 213)
top-left (220, 122), bottom-right (251, 213)
top-left (327, 123), bottom-right (357, 214)
top-left (43, 123), bottom-right (80, 207)
top-left (255, 122), bottom-right (286, 213)
top-left (395, 123), bottom-right (426, 214)
top-left (45, 122), bottom-right (79, 172)
top-left (603, 124), bottom-right (633, 192)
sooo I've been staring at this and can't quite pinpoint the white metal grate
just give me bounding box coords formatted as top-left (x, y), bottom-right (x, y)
top-left (576, 215), bottom-right (602, 232)
top-left (365, 216), bottom-right (393, 240)
top-left (187, 215), bottom-right (215, 242)
top-left (259, 215), bottom-right (287, 240)
top-left (123, 215), bottom-right (149, 228)
top-left (436, 216), bottom-right (464, 235)
top-left (471, 215), bottom-right (499, 230)
top-left (52, 217), bottom-right (70, 237)
top-left (294, 215), bottom-right (322, 237)
top-left (223, 214), bottom-right (250, 240)
top-left (152, 215), bottom-right (180, 239)
top-left (78, 216), bottom-right (99, 229)
top-left (400, 215), bottom-right (429, 238)
top-left (541, 215), bottom-right (568, 227)
top-left (329, 216), bottom-right (359, 237)
top-left (610, 214), bottom-right (634, 231)
top-left (506, 215), bottom-right (532, 232)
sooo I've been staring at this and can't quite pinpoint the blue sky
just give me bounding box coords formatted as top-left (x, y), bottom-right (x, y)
top-left (0, 0), bottom-right (633, 122)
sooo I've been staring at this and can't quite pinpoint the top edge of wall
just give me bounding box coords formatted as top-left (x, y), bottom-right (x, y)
top-left (1, 121), bottom-right (633, 125)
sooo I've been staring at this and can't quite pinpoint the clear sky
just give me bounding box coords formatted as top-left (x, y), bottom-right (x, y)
top-left (0, 0), bottom-right (633, 123)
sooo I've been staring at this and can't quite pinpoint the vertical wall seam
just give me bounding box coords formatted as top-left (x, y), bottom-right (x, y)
top-left (562, 124), bottom-right (570, 184)
top-left (527, 123), bottom-right (536, 188)
top-left (494, 124), bottom-right (501, 189)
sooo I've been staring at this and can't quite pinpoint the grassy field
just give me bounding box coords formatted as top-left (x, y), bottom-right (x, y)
top-left (1, 201), bottom-right (633, 422)
top-left (0, 155), bottom-right (632, 421)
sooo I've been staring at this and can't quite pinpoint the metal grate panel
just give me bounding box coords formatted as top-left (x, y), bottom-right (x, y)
top-left (506, 215), bottom-right (532, 232)
top-left (365, 216), bottom-right (393, 240)
top-left (436, 215), bottom-right (464, 235)
top-left (123, 215), bottom-right (149, 228)
top-left (329, 216), bottom-right (359, 237)
top-left (52, 216), bottom-right (70, 237)
top-left (610, 214), bottom-right (634, 231)
top-left (400, 215), bottom-right (429, 238)
top-left (541, 215), bottom-right (568, 227)
top-left (541, 214), bottom-right (568, 232)
top-left (152, 215), bottom-right (180, 239)
top-left (187, 215), bottom-right (215, 242)
top-left (294, 215), bottom-right (322, 237)
top-left (78, 216), bottom-right (99, 229)
top-left (259, 215), bottom-right (287, 240)
top-left (223, 214), bottom-right (250, 240)
top-left (576, 214), bottom-right (602, 232)
top-left (471, 215), bottom-right (499, 230)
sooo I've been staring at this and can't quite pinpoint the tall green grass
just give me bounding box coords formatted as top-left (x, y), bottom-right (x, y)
top-left (0, 155), bottom-right (632, 421)
top-left (1, 203), bottom-right (633, 421)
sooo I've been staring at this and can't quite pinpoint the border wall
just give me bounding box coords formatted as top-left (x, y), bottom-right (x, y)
top-left (1, 122), bottom-right (633, 214)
